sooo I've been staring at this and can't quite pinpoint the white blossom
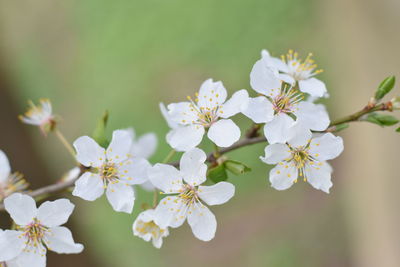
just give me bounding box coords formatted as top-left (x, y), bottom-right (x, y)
top-left (261, 49), bottom-right (327, 98)
top-left (242, 53), bottom-right (330, 144)
top-left (72, 130), bottom-right (150, 213)
top-left (19, 99), bottom-right (56, 135)
top-left (148, 148), bottom-right (235, 241)
top-left (261, 133), bottom-right (344, 193)
top-left (0, 193), bottom-right (83, 267)
top-left (163, 79), bottom-right (248, 151)
top-left (0, 150), bottom-right (28, 202)
top-left (132, 209), bottom-right (169, 248)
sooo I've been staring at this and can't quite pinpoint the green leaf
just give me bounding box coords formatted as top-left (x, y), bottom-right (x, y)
top-left (224, 160), bottom-right (251, 175)
top-left (207, 164), bottom-right (228, 183)
top-left (375, 76), bottom-right (396, 100)
top-left (396, 127), bottom-right (400, 132)
top-left (333, 123), bottom-right (349, 132)
top-left (365, 113), bottom-right (399, 126)
top-left (92, 110), bottom-right (109, 147)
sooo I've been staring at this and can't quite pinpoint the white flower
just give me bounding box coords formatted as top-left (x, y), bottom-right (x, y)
top-left (132, 209), bottom-right (169, 248)
top-left (242, 55), bottom-right (330, 144)
top-left (72, 130), bottom-right (151, 213)
top-left (0, 150), bottom-right (29, 202)
top-left (261, 49), bottom-right (327, 98)
top-left (0, 193), bottom-right (83, 267)
top-left (148, 148), bottom-right (235, 241)
top-left (163, 79), bottom-right (249, 151)
top-left (261, 132), bottom-right (344, 193)
top-left (19, 99), bottom-right (56, 135)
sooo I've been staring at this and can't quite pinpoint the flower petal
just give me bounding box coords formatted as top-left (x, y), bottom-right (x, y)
top-left (45, 226), bottom-right (84, 254)
top-left (308, 133), bottom-right (344, 161)
top-left (167, 102), bottom-right (198, 125)
top-left (219, 89), bottom-right (249, 118)
top-left (166, 125), bottom-right (205, 152)
top-left (305, 161), bottom-right (333, 193)
top-left (72, 173), bottom-right (104, 201)
top-left (120, 157), bottom-right (151, 185)
top-left (106, 182), bottom-right (135, 213)
top-left (287, 122), bottom-right (312, 148)
top-left (263, 113), bottom-right (294, 144)
top-left (0, 150), bottom-right (11, 182)
top-left (73, 136), bottom-right (105, 167)
top-left (148, 164), bottom-right (183, 193)
top-left (269, 164), bottom-right (298, 191)
top-left (160, 102), bottom-right (179, 129)
top-left (197, 79), bottom-right (227, 111)
top-left (180, 148), bottom-right (207, 186)
top-left (260, 143), bottom-right (291, 164)
top-left (154, 196), bottom-right (187, 229)
top-left (207, 119), bottom-right (240, 147)
top-left (242, 96), bottom-right (274, 123)
top-left (187, 204), bottom-right (216, 241)
top-left (261, 49), bottom-right (289, 72)
top-left (8, 249), bottom-right (46, 267)
top-left (198, 182), bottom-right (235, 206)
top-left (250, 59), bottom-right (281, 97)
top-left (4, 193), bottom-right (37, 226)
top-left (295, 102), bottom-right (330, 131)
top-left (0, 230), bottom-right (25, 261)
top-left (37, 199), bottom-right (74, 228)
top-left (131, 133), bottom-right (158, 159)
top-left (298, 78), bottom-right (327, 98)
top-left (106, 130), bottom-right (132, 163)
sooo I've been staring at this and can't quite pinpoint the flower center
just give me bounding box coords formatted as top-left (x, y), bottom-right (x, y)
top-left (179, 184), bottom-right (199, 205)
top-left (0, 173), bottom-right (29, 201)
top-left (99, 163), bottom-right (119, 184)
top-left (187, 95), bottom-right (220, 127)
top-left (272, 84), bottom-right (303, 114)
top-left (20, 219), bottom-right (49, 250)
top-left (135, 220), bottom-right (165, 239)
top-left (287, 145), bottom-right (316, 181)
top-left (280, 50), bottom-right (323, 80)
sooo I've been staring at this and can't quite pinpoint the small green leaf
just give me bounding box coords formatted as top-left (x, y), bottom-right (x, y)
top-left (225, 160), bottom-right (251, 175)
top-left (92, 111), bottom-right (109, 147)
top-left (396, 127), bottom-right (400, 132)
top-left (333, 123), bottom-right (349, 132)
top-left (207, 164), bottom-right (228, 183)
top-left (365, 113), bottom-right (399, 126)
top-left (375, 76), bottom-right (396, 100)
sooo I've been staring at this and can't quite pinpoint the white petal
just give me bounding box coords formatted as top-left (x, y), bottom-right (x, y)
top-left (241, 96), bottom-right (274, 123)
top-left (260, 144), bottom-right (291, 164)
top-left (187, 204), bottom-right (216, 241)
top-left (135, 209), bottom-right (156, 223)
top-left (261, 49), bottom-right (289, 73)
top-left (180, 148), bottom-right (207, 186)
top-left (0, 150), bottom-right (11, 182)
top-left (0, 230), bottom-right (25, 261)
top-left (198, 182), bottom-right (235, 206)
top-left (207, 119), bottom-right (240, 147)
top-left (250, 59), bottom-right (281, 97)
top-left (106, 130), bottom-right (132, 163)
top-left (73, 136), bottom-right (105, 167)
top-left (9, 249), bottom-right (46, 267)
top-left (72, 172), bottom-right (104, 201)
top-left (295, 102), bottom-right (330, 131)
top-left (287, 122), bottom-right (312, 148)
top-left (278, 73), bottom-right (295, 84)
top-left (167, 102), bottom-right (198, 125)
top-left (152, 237), bottom-right (163, 249)
top-left (106, 182), bottom-right (135, 213)
top-left (308, 133), bottom-right (344, 161)
top-left (120, 158), bottom-right (151, 185)
top-left (160, 102), bottom-right (179, 129)
top-left (154, 196), bottom-right (187, 229)
top-left (131, 133), bottom-right (158, 159)
top-left (269, 164), bottom-right (298, 191)
top-left (45, 226), bottom-right (83, 254)
top-left (219, 89), bottom-right (249, 118)
top-left (197, 79), bottom-right (227, 110)
top-left (140, 181), bottom-right (155, 191)
top-left (37, 199), bottom-right (74, 228)
top-left (305, 162), bottom-right (333, 193)
top-left (263, 113), bottom-right (294, 144)
top-left (166, 125), bottom-right (205, 152)
top-left (298, 78), bottom-right (327, 98)
top-left (148, 164), bottom-right (183, 193)
top-left (4, 193), bottom-right (37, 226)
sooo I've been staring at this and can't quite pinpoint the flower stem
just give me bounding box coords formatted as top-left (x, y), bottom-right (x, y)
top-left (54, 128), bottom-right (76, 160)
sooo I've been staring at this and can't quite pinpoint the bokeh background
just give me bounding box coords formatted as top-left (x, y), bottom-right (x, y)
top-left (0, 0), bottom-right (399, 266)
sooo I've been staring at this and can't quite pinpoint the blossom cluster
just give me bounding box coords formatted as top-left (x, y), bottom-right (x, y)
top-left (0, 48), bottom-right (350, 266)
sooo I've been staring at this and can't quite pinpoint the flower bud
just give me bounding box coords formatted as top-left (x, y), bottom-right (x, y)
top-left (375, 76), bottom-right (396, 101)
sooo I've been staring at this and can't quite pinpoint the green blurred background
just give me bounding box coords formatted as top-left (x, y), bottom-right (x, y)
top-left (0, 0), bottom-right (399, 266)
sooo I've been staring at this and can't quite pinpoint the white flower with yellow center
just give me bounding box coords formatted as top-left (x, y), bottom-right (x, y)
top-left (164, 79), bottom-right (249, 151)
top-left (261, 133), bottom-right (344, 193)
top-left (0, 150), bottom-right (29, 202)
top-left (72, 130), bottom-right (150, 213)
top-left (261, 49), bottom-right (327, 98)
top-left (132, 209), bottom-right (169, 248)
top-left (243, 54), bottom-right (330, 144)
top-left (19, 99), bottom-right (56, 135)
top-left (0, 193), bottom-right (83, 267)
top-left (148, 148), bottom-right (235, 241)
